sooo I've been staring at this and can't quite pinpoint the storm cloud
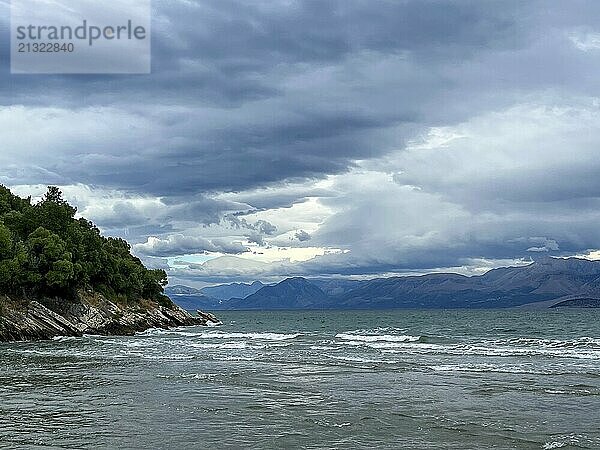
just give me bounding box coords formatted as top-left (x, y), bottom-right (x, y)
top-left (2, 1), bottom-right (600, 283)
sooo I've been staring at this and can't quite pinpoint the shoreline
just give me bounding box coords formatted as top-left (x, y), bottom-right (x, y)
top-left (0, 293), bottom-right (212, 343)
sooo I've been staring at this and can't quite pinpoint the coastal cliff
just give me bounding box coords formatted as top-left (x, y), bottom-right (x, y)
top-left (0, 292), bottom-right (212, 342)
top-left (0, 185), bottom-right (218, 342)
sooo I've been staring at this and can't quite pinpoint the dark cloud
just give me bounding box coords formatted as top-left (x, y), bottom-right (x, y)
top-left (134, 234), bottom-right (247, 257)
top-left (0, 0), bottom-right (531, 198)
top-left (295, 230), bottom-right (312, 242)
top-left (3, 1), bottom-right (600, 281)
top-left (255, 220), bottom-right (277, 236)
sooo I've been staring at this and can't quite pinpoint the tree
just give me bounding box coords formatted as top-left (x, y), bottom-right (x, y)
top-left (34, 186), bottom-right (77, 235)
top-left (0, 224), bottom-right (12, 260)
top-left (22, 227), bottom-right (75, 295)
top-left (0, 185), bottom-right (171, 304)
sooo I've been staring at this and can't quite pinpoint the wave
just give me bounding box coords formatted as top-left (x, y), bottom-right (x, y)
top-left (430, 363), bottom-right (556, 375)
top-left (142, 354), bottom-right (195, 361)
top-left (188, 341), bottom-right (252, 350)
top-left (325, 354), bottom-right (397, 365)
top-left (543, 442), bottom-right (567, 450)
top-left (138, 329), bottom-right (300, 341)
top-left (51, 336), bottom-right (80, 342)
top-left (542, 434), bottom-right (591, 449)
top-left (133, 328), bottom-right (600, 360)
top-left (310, 345), bottom-right (340, 351)
top-left (157, 373), bottom-right (221, 381)
top-left (378, 342), bottom-right (600, 359)
top-left (314, 420), bottom-right (352, 428)
top-left (191, 332), bottom-right (301, 341)
top-left (336, 333), bottom-right (421, 343)
top-left (453, 337), bottom-right (600, 359)
top-left (343, 327), bottom-right (408, 334)
top-left (332, 332), bottom-right (600, 359)
top-left (502, 337), bottom-right (600, 349)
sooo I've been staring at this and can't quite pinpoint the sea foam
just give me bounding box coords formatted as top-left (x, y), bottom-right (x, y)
top-left (181, 331), bottom-right (301, 341)
top-left (335, 333), bottom-right (421, 343)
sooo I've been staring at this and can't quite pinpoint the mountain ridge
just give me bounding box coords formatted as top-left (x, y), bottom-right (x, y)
top-left (200, 281), bottom-right (265, 300)
top-left (170, 257), bottom-right (600, 310)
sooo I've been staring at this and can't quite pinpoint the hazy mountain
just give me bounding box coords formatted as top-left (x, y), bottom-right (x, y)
top-left (227, 278), bottom-right (330, 310)
top-left (167, 281), bottom-right (266, 310)
top-left (201, 281), bottom-right (265, 300)
top-left (192, 258), bottom-right (600, 310)
top-left (169, 294), bottom-right (225, 311)
top-left (337, 257), bottom-right (600, 309)
top-left (310, 279), bottom-right (364, 296)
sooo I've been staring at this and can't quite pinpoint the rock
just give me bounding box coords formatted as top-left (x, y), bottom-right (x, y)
top-left (196, 310), bottom-right (222, 326)
top-left (0, 293), bottom-right (215, 342)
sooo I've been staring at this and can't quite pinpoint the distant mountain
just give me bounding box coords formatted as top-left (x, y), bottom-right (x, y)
top-left (166, 281), bottom-right (266, 310)
top-left (169, 294), bottom-right (225, 311)
top-left (184, 257), bottom-right (600, 310)
top-left (336, 257), bottom-right (600, 309)
top-left (201, 281), bottom-right (265, 300)
top-left (310, 279), bottom-right (364, 296)
top-left (227, 277), bottom-right (330, 310)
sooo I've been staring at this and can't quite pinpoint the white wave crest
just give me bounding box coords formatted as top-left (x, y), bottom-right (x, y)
top-left (189, 341), bottom-right (252, 350)
top-left (192, 332), bottom-right (301, 341)
top-left (143, 330), bottom-right (301, 341)
top-left (503, 337), bottom-right (600, 349)
top-left (543, 441), bottom-right (568, 449)
top-left (336, 333), bottom-right (421, 343)
top-left (51, 336), bottom-right (79, 342)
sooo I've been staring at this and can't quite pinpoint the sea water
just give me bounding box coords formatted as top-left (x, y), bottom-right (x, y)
top-left (1, 309), bottom-right (599, 449)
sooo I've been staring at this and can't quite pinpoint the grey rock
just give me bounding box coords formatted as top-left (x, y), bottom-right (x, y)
top-left (0, 293), bottom-right (217, 342)
top-left (196, 310), bottom-right (222, 326)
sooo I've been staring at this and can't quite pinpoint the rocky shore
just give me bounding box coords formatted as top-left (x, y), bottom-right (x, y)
top-left (0, 293), bottom-right (216, 342)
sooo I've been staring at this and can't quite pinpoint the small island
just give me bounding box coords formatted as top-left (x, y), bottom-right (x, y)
top-left (0, 186), bottom-right (209, 342)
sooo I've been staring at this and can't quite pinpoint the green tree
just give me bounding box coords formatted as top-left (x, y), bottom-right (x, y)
top-left (0, 223), bottom-right (12, 260)
top-left (23, 227), bottom-right (75, 295)
top-left (0, 185), bottom-right (171, 305)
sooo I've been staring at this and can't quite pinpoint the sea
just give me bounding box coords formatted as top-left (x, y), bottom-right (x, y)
top-left (1, 309), bottom-right (599, 449)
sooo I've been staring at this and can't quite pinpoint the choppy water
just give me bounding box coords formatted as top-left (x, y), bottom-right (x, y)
top-left (1, 309), bottom-right (600, 449)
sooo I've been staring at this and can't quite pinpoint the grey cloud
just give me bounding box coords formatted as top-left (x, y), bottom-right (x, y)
top-left (4, 1), bottom-right (600, 282)
top-left (163, 196), bottom-right (249, 224)
top-left (246, 233), bottom-right (266, 246)
top-left (223, 217), bottom-right (277, 246)
top-left (295, 230), bottom-right (312, 242)
top-left (225, 216), bottom-right (276, 234)
top-left (134, 234), bottom-right (248, 257)
top-left (255, 220), bottom-right (277, 236)
top-left (510, 237), bottom-right (560, 253)
top-left (221, 185), bottom-right (334, 211)
top-left (0, 0), bottom-right (536, 201)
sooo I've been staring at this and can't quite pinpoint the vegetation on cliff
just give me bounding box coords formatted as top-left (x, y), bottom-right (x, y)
top-left (0, 185), bottom-right (168, 305)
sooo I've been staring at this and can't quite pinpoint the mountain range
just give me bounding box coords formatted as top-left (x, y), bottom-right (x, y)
top-left (167, 257), bottom-right (600, 310)
top-left (201, 281), bottom-right (265, 300)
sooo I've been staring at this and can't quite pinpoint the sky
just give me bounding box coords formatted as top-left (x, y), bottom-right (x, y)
top-left (2, 0), bottom-right (600, 287)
